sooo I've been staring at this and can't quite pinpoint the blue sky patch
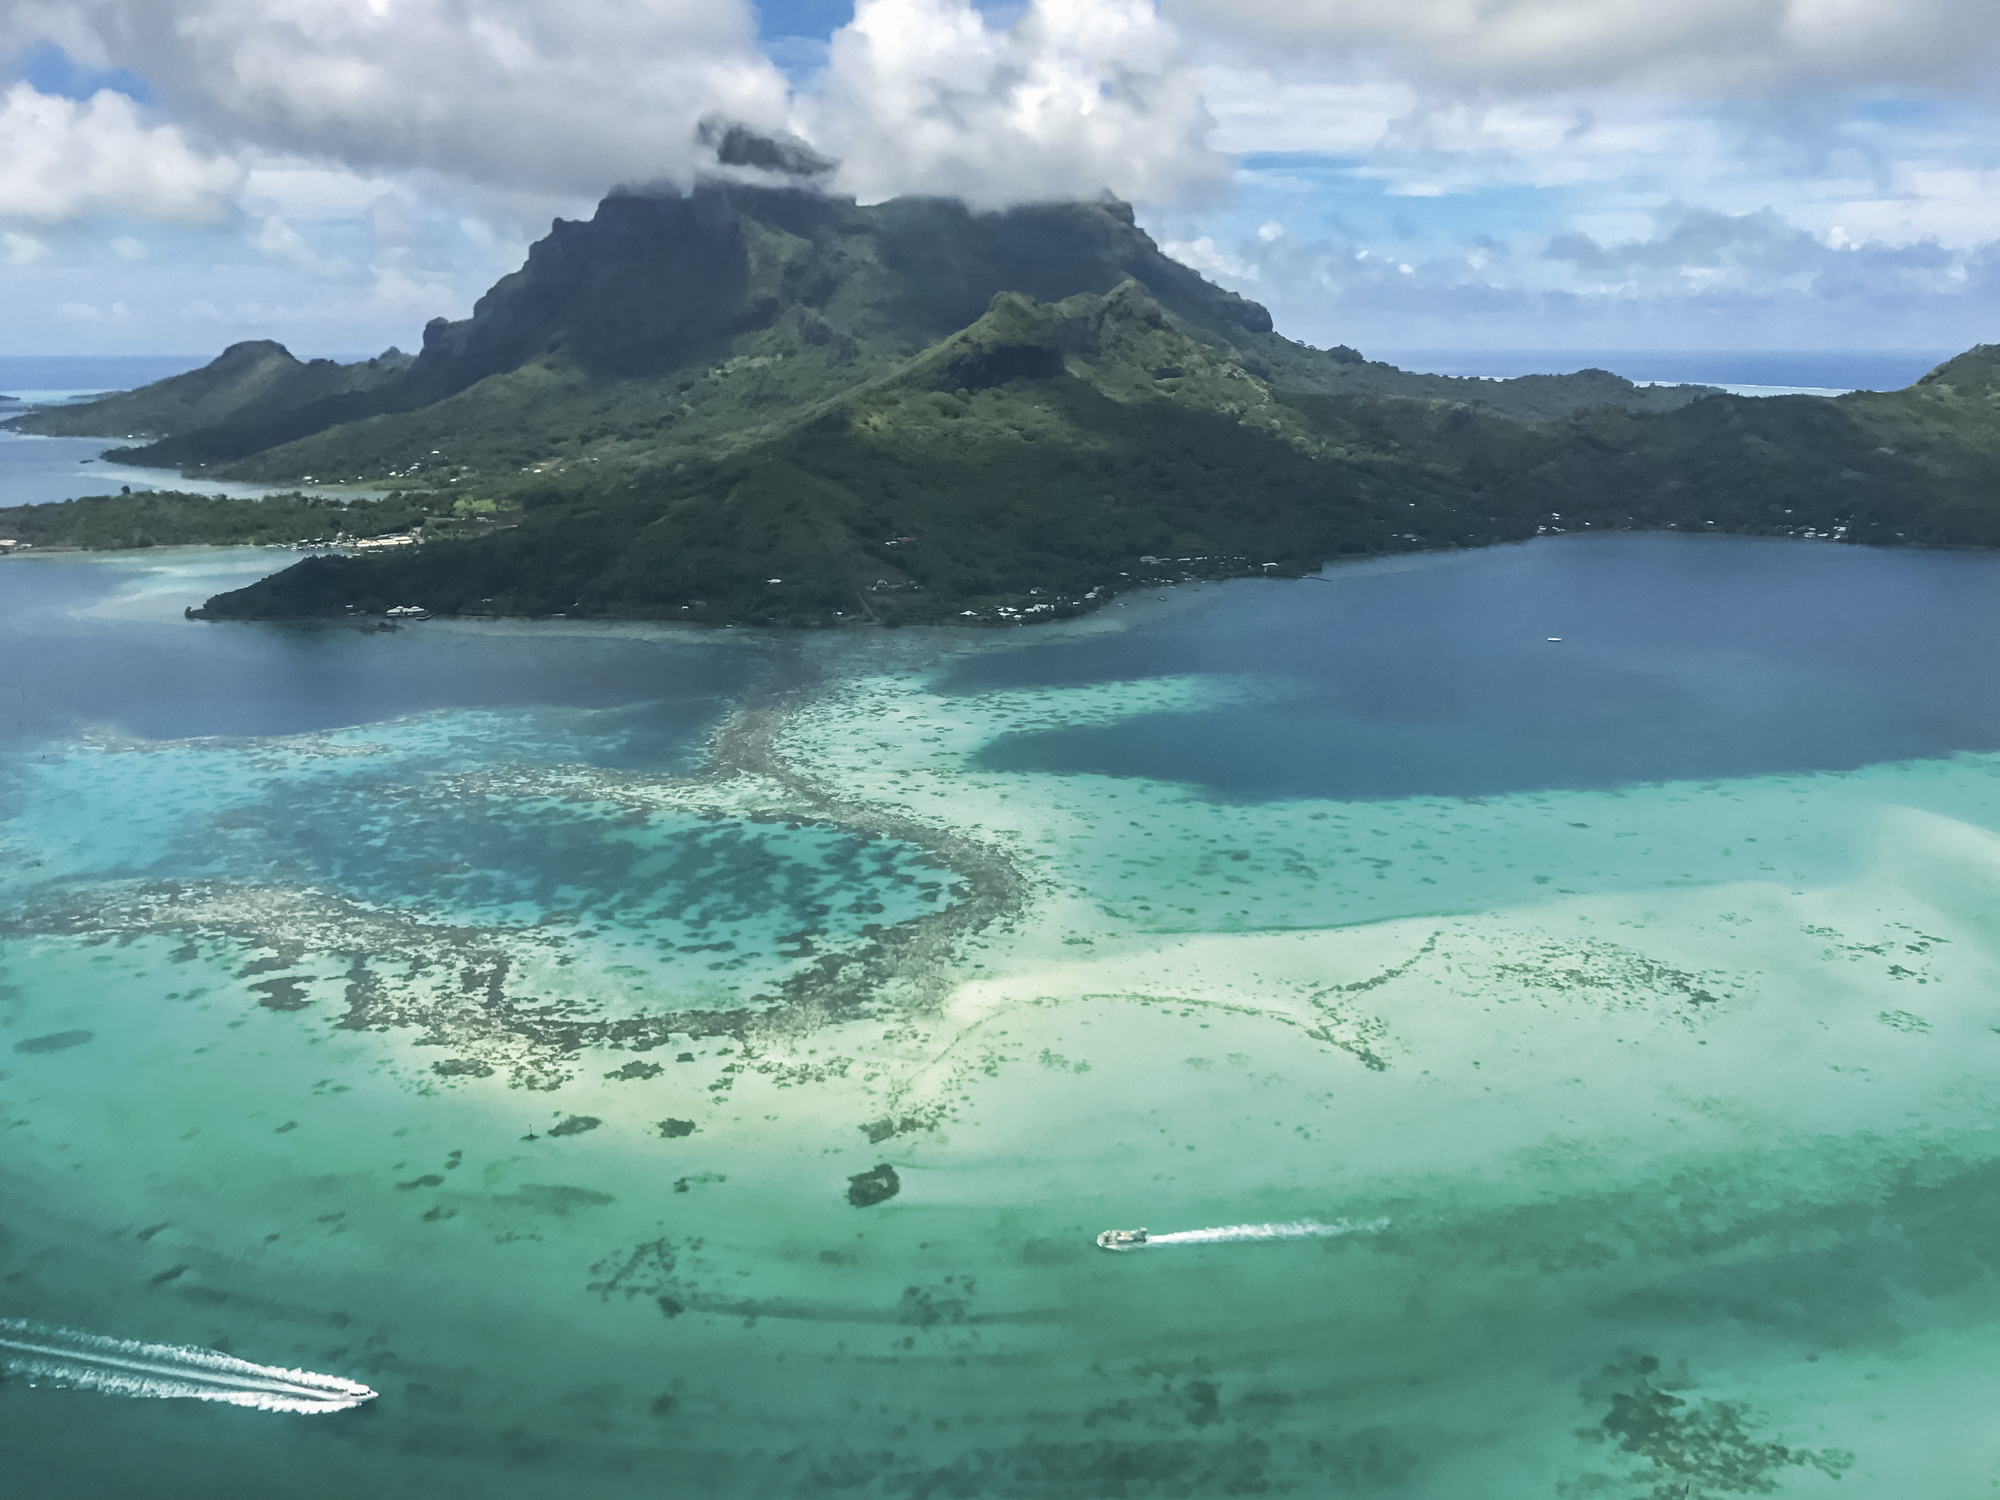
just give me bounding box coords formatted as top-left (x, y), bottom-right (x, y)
top-left (18, 43), bottom-right (152, 104)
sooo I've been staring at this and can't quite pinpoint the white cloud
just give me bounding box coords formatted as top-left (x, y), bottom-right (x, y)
top-left (1194, 65), bottom-right (2000, 312)
top-left (5, 0), bottom-right (1998, 358)
top-left (241, 164), bottom-right (405, 222)
top-left (42, 0), bottom-right (791, 197)
top-left (1342, 95), bottom-right (1739, 199)
top-left (3, 230), bottom-right (48, 264)
top-left (178, 265), bottom-right (464, 337)
top-left (1160, 234), bottom-right (1258, 280)
top-left (57, 298), bottom-right (132, 323)
top-left (0, 2), bottom-right (103, 65)
top-left (1145, 193), bottom-right (2000, 354)
top-left (1546, 204), bottom-right (1826, 288)
top-left (1161, 0), bottom-right (2000, 97)
top-left (1827, 168), bottom-right (2000, 248)
top-left (0, 83), bottom-right (242, 223)
top-left (251, 215), bottom-right (351, 278)
top-left (801, 0), bottom-right (1228, 208)
top-left (368, 193), bottom-right (418, 248)
top-left (1198, 67), bottom-right (1413, 156)
top-left (365, 266), bottom-right (463, 322)
top-left (20, 0), bottom-right (1233, 221)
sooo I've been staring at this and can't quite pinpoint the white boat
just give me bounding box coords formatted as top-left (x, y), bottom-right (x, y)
top-left (1095, 1228), bottom-right (1148, 1252)
top-left (384, 605), bottom-right (432, 620)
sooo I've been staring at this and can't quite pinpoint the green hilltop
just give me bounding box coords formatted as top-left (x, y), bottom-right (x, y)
top-left (7, 173), bottom-right (1996, 626)
top-left (12, 340), bottom-right (413, 450)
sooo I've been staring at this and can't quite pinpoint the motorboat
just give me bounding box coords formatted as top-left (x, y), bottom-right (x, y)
top-left (1095, 1228), bottom-right (1148, 1252)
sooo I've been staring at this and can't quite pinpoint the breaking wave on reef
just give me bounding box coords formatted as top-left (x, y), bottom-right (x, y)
top-left (0, 1319), bottom-right (377, 1414)
top-left (1145, 1217), bottom-right (1389, 1247)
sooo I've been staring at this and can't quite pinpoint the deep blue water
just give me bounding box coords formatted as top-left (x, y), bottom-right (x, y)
top-left (1373, 348), bottom-right (1954, 391)
top-left (0, 555), bottom-right (765, 760)
top-left (953, 534), bottom-right (2000, 800)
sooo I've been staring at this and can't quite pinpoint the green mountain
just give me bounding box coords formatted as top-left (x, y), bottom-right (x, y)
top-left (8, 181), bottom-right (1709, 486)
top-left (7, 171), bottom-right (1995, 626)
top-left (189, 283), bottom-right (2000, 628)
top-left (9, 340), bottom-right (411, 447)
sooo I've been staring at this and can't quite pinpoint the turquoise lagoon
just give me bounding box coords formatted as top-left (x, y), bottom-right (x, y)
top-left (5, 535), bottom-right (2000, 1497)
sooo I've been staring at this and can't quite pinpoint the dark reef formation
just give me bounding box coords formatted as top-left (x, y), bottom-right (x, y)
top-left (845, 1163), bottom-right (900, 1207)
top-left (0, 673), bottom-right (1029, 1105)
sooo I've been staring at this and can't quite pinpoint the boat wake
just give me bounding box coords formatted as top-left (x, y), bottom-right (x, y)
top-left (0, 1319), bottom-right (377, 1414)
top-left (1144, 1217), bottom-right (1389, 1247)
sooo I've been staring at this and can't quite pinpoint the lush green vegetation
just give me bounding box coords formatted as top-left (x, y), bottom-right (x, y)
top-left (7, 342), bottom-right (411, 453)
top-left (6, 183), bottom-right (1713, 493)
top-left (10, 173), bottom-right (1990, 629)
top-left (0, 490), bottom-right (437, 551)
top-left (195, 289), bottom-right (2000, 628)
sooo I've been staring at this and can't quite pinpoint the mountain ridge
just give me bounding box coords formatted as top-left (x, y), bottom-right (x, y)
top-left (6, 175), bottom-right (1994, 628)
top-left (10, 340), bottom-right (412, 444)
top-left (8, 181), bottom-right (1713, 483)
top-left (186, 292), bottom-right (2000, 628)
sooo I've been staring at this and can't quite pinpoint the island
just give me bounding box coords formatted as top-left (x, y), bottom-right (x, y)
top-left (8, 159), bottom-right (1999, 627)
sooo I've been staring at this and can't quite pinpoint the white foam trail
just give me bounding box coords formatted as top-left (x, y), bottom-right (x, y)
top-left (0, 1319), bottom-right (377, 1414)
top-left (1145, 1217), bottom-right (1389, 1247)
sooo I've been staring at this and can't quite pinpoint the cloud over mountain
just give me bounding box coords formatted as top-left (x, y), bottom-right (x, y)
top-left (0, 0), bottom-right (1995, 355)
top-left (38, 0), bottom-right (792, 194)
top-left (9, 0), bottom-right (1225, 214)
top-left (801, 0), bottom-right (1227, 210)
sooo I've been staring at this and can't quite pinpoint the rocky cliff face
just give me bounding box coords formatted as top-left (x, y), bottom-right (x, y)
top-left (53, 183), bottom-right (1278, 474)
top-left (17, 175), bottom-right (1724, 485)
top-left (398, 182), bottom-right (1274, 394)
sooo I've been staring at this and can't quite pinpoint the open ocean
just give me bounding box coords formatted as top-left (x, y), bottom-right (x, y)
top-left (1372, 348), bottom-right (1956, 394)
top-left (5, 526), bottom-right (2000, 1496)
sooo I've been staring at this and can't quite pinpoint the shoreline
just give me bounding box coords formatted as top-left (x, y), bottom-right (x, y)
top-left (10, 522), bottom-right (1979, 633)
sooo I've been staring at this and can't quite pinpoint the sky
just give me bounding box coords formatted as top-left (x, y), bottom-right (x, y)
top-left (0, 0), bottom-right (1995, 360)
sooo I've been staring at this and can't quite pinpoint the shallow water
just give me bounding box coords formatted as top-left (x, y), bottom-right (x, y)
top-left (0, 427), bottom-right (387, 508)
top-left (5, 536), bottom-right (2000, 1497)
